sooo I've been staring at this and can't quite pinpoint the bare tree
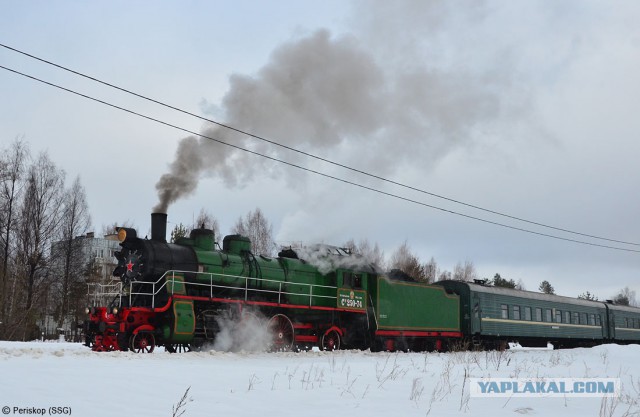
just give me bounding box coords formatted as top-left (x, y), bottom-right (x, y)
top-left (424, 257), bottom-right (438, 283)
top-left (14, 152), bottom-right (65, 339)
top-left (0, 138), bottom-right (29, 334)
top-left (192, 208), bottom-right (220, 239)
top-left (452, 260), bottom-right (477, 282)
top-left (344, 238), bottom-right (385, 270)
top-left (437, 270), bottom-right (452, 281)
top-left (232, 208), bottom-right (275, 256)
top-left (612, 287), bottom-right (637, 306)
top-left (389, 241), bottom-right (430, 282)
top-left (52, 176), bottom-right (91, 330)
top-left (100, 220), bottom-right (136, 237)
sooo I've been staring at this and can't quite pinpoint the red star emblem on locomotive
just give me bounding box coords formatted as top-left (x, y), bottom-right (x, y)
top-left (126, 260), bottom-right (134, 272)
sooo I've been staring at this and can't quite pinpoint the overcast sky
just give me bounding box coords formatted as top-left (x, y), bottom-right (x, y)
top-left (1, 1), bottom-right (639, 300)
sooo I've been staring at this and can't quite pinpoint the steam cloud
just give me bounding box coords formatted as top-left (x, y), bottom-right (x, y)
top-left (154, 4), bottom-right (507, 212)
top-left (293, 244), bottom-right (383, 275)
top-left (209, 310), bottom-right (271, 352)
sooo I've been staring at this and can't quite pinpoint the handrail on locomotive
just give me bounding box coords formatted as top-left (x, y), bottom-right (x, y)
top-left (87, 270), bottom-right (339, 309)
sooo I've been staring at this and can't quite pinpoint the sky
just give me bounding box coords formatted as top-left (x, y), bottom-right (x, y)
top-left (1, 1), bottom-right (639, 300)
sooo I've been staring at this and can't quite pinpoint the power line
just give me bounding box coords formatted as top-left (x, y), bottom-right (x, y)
top-left (2, 64), bottom-right (639, 254)
top-left (1, 42), bottom-right (638, 248)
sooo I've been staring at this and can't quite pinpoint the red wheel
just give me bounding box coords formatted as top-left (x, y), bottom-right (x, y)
top-left (267, 314), bottom-right (294, 352)
top-left (321, 329), bottom-right (341, 351)
top-left (130, 332), bottom-right (155, 353)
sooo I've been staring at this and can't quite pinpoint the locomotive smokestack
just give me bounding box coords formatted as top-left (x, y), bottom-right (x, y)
top-left (151, 213), bottom-right (167, 242)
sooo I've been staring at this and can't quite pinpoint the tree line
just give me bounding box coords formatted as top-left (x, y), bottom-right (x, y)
top-left (0, 138), bottom-right (92, 340)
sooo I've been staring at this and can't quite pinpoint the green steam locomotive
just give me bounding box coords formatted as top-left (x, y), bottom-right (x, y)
top-left (84, 213), bottom-right (461, 352)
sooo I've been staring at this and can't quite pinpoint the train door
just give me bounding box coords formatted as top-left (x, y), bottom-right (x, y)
top-left (603, 304), bottom-right (614, 340)
top-left (609, 311), bottom-right (615, 340)
top-left (600, 312), bottom-right (607, 340)
top-left (471, 294), bottom-right (482, 334)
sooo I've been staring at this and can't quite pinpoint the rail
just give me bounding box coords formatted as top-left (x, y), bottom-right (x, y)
top-left (87, 270), bottom-right (340, 309)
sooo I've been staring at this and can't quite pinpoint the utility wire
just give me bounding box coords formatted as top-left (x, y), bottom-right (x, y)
top-left (1, 42), bottom-right (638, 248)
top-left (2, 64), bottom-right (639, 253)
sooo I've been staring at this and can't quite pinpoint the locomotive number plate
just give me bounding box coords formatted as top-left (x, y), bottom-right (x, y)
top-left (337, 288), bottom-right (367, 311)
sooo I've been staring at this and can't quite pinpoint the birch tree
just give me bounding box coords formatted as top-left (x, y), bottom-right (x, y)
top-left (0, 138), bottom-right (29, 334)
top-left (232, 208), bottom-right (275, 256)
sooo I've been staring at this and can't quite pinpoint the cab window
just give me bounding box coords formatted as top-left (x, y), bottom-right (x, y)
top-left (342, 272), bottom-right (363, 289)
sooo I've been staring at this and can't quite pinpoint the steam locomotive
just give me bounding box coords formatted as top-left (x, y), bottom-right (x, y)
top-left (84, 213), bottom-right (460, 352)
top-left (84, 213), bottom-right (640, 353)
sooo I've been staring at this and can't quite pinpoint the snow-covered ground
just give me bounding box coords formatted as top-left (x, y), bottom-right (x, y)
top-left (1, 341), bottom-right (639, 417)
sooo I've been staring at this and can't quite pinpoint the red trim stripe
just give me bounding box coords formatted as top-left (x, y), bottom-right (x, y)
top-left (295, 335), bottom-right (319, 343)
top-left (375, 330), bottom-right (462, 338)
top-left (170, 295), bottom-right (367, 314)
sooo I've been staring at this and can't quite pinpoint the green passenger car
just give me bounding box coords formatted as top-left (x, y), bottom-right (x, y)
top-left (606, 303), bottom-right (640, 343)
top-left (436, 280), bottom-right (607, 348)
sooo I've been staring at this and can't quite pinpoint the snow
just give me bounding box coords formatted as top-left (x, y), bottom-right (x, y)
top-left (1, 341), bottom-right (639, 417)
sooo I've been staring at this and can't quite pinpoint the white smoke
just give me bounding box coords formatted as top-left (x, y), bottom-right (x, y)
top-left (209, 310), bottom-right (271, 353)
top-left (293, 244), bottom-right (381, 275)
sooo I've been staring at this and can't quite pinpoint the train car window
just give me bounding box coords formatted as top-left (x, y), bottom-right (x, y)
top-left (581, 313), bottom-right (588, 325)
top-left (572, 312), bottom-right (579, 324)
top-left (636, 319), bottom-right (640, 329)
top-left (535, 308), bottom-right (542, 322)
top-left (501, 304), bottom-right (508, 319)
top-left (545, 309), bottom-right (552, 322)
top-left (513, 306), bottom-right (520, 320)
top-left (589, 314), bottom-right (596, 326)
top-left (555, 310), bottom-right (562, 323)
top-left (596, 315), bottom-right (601, 326)
top-left (625, 318), bottom-right (629, 328)
top-left (564, 311), bottom-right (570, 324)
top-left (524, 306), bottom-right (532, 321)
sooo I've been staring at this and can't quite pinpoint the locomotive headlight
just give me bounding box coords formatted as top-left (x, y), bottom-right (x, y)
top-left (112, 307), bottom-right (119, 315)
top-left (117, 227), bottom-right (137, 242)
top-left (85, 307), bottom-right (90, 315)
